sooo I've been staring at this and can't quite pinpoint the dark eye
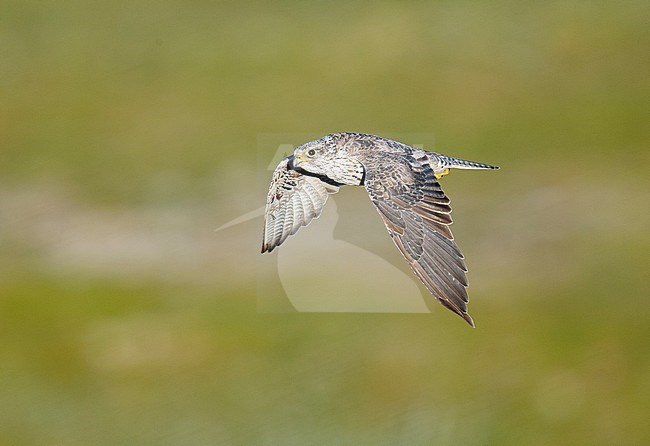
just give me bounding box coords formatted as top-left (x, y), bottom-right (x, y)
top-left (307, 149), bottom-right (316, 156)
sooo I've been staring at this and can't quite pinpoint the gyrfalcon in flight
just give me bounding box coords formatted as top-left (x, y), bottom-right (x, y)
top-left (262, 132), bottom-right (498, 326)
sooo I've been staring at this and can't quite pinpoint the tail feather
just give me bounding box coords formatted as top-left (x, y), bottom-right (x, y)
top-left (437, 154), bottom-right (499, 171)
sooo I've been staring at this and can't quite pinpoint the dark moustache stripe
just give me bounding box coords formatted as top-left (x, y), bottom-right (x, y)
top-left (287, 155), bottom-right (346, 188)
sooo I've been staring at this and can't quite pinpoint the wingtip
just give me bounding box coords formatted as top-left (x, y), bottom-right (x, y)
top-left (261, 243), bottom-right (275, 254)
top-left (461, 312), bottom-right (475, 328)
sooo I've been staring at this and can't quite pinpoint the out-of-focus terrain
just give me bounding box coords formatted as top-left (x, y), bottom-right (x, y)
top-left (1, 1), bottom-right (648, 444)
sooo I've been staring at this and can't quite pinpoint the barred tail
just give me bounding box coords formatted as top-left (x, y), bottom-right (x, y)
top-left (437, 154), bottom-right (499, 171)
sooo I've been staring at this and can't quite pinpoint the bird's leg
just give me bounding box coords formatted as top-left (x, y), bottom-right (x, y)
top-left (434, 168), bottom-right (450, 179)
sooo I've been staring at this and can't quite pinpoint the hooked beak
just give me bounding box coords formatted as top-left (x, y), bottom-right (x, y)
top-left (286, 154), bottom-right (302, 171)
top-left (292, 152), bottom-right (306, 168)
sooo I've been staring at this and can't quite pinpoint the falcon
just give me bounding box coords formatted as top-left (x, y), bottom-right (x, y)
top-left (261, 132), bottom-right (498, 326)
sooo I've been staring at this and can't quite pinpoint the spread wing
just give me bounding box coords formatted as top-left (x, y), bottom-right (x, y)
top-left (364, 153), bottom-right (474, 326)
top-left (262, 156), bottom-right (339, 253)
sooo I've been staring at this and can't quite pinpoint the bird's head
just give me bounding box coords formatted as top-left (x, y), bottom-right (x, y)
top-left (291, 135), bottom-right (364, 186)
top-left (292, 139), bottom-right (331, 172)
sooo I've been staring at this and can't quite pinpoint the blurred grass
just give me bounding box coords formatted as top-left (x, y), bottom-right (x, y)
top-left (1, 0), bottom-right (649, 444)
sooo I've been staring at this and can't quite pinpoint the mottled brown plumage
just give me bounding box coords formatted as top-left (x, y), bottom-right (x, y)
top-left (262, 133), bottom-right (499, 326)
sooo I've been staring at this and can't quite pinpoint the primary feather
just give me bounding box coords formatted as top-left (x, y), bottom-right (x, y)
top-left (261, 133), bottom-right (499, 326)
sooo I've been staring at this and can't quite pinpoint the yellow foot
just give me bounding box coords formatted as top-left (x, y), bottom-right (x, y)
top-left (434, 168), bottom-right (450, 179)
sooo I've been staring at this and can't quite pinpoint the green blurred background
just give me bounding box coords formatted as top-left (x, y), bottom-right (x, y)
top-left (1, 1), bottom-right (648, 444)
